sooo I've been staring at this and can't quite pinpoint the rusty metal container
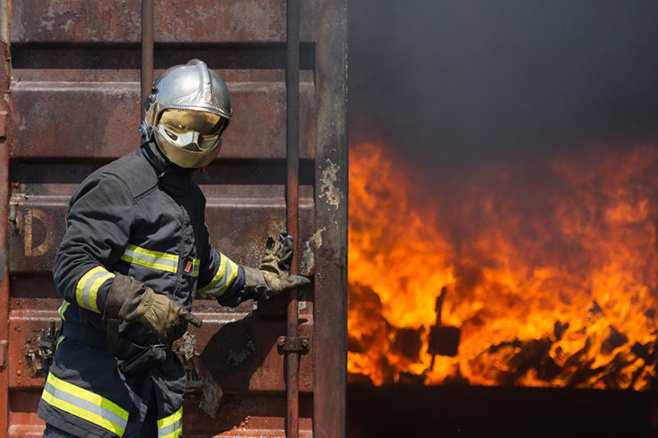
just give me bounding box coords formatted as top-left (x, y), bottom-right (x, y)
top-left (0, 0), bottom-right (347, 436)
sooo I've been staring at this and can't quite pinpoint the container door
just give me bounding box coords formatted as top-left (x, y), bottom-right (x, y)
top-left (2, 0), bottom-right (346, 436)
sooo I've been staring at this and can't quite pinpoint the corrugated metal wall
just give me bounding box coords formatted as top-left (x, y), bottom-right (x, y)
top-left (0, 1), bottom-right (347, 436)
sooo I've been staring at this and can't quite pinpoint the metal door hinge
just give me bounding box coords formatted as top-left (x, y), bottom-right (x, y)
top-left (277, 336), bottom-right (310, 354)
top-left (0, 340), bottom-right (8, 369)
top-left (0, 111), bottom-right (7, 139)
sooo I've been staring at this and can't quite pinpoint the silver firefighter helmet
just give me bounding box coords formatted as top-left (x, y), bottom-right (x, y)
top-left (140, 59), bottom-right (232, 168)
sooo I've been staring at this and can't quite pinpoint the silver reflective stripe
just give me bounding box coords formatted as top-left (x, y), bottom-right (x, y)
top-left (157, 417), bottom-right (182, 438)
top-left (75, 267), bottom-right (114, 314)
top-left (42, 375), bottom-right (128, 436)
top-left (81, 270), bottom-right (109, 309)
top-left (157, 406), bottom-right (183, 438)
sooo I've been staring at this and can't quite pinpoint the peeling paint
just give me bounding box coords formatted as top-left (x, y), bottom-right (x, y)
top-left (1, 0), bottom-right (11, 42)
top-left (301, 227), bottom-right (325, 276)
top-left (298, 289), bottom-right (309, 312)
top-left (178, 331), bottom-right (198, 362)
top-left (40, 20), bottom-right (54, 32)
top-left (199, 374), bottom-right (223, 419)
top-left (63, 19), bottom-right (75, 32)
top-left (320, 158), bottom-right (342, 207)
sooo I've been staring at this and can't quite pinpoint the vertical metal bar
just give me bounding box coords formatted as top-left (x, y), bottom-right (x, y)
top-left (141, 0), bottom-right (154, 115)
top-left (0, 1), bottom-right (10, 433)
top-left (0, 93), bottom-right (8, 438)
top-left (314, 0), bottom-right (348, 436)
top-left (286, 0), bottom-right (301, 436)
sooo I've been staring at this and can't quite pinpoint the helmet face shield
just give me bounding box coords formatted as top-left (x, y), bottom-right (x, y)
top-left (154, 110), bottom-right (228, 168)
top-left (159, 109), bottom-right (228, 141)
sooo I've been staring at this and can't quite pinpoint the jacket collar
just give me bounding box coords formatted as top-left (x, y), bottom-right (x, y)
top-left (138, 142), bottom-right (195, 197)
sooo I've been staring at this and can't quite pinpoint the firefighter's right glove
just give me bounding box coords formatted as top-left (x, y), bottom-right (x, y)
top-left (104, 273), bottom-right (202, 343)
top-left (242, 231), bottom-right (310, 301)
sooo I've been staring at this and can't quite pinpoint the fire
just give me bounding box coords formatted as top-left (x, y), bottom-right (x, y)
top-left (348, 142), bottom-right (658, 389)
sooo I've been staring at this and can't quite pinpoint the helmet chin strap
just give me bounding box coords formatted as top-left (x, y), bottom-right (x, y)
top-left (147, 141), bottom-right (195, 175)
top-left (147, 140), bottom-right (167, 163)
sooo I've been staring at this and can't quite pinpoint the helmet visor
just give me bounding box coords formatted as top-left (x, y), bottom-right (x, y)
top-left (159, 109), bottom-right (228, 141)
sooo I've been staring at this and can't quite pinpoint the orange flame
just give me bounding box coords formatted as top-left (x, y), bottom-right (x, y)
top-left (348, 142), bottom-right (658, 389)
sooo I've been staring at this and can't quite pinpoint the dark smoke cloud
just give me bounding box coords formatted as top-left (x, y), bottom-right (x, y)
top-left (349, 0), bottom-right (658, 172)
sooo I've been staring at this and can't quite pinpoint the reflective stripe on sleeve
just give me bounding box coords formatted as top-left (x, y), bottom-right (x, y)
top-left (197, 254), bottom-right (239, 297)
top-left (41, 372), bottom-right (129, 436)
top-left (75, 267), bottom-right (114, 314)
top-left (121, 244), bottom-right (179, 273)
top-left (157, 406), bottom-right (183, 438)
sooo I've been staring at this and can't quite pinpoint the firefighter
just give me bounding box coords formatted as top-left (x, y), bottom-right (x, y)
top-left (38, 59), bottom-right (309, 438)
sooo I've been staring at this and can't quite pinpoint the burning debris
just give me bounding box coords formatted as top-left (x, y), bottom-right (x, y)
top-left (348, 142), bottom-right (658, 389)
top-left (427, 287), bottom-right (461, 364)
top-left (349, 276), bottom-right (658, 389)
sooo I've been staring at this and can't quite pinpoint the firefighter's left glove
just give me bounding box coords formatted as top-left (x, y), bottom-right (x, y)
top-left (243, 231), bottom-right (310, 301)
top-left (243, 267), bottom-right (310, 301)
top-left (104, 273), bottom-right (202, 343)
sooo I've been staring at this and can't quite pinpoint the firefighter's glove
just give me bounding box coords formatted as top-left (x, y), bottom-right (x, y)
top-left (243, 267), bottom-right (310, 301)
top-left (105, 273), bottom-right (202, 343)
top-left (243, 231), bottom-right (310, 301)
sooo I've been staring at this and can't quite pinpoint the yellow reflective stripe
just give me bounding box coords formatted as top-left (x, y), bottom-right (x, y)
top-left (197, 256), bottom-right (227, 294)
top-left (121, 244), bottom-right (179, 273)
top-left (58, 300), bottom-right (70, 321)
top-left (75, 267), bottom-right (114, 313)
top-left (157, 406), bottom-right (183, 438)
top-left (41, 391), bottom-right (126, 435)
top-left (56, 335), bottom-right (65, 348)
top-left (197, 254), bottom-right (239, 297)
top-left (42, 372), bottom-right (128, 436)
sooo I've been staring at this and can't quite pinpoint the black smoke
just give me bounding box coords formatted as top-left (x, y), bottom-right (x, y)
top-left (349, 0), bottom-right (658, 172)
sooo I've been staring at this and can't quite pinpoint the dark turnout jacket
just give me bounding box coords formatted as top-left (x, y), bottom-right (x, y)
top-left (38, 143), bottom-right (246, 437)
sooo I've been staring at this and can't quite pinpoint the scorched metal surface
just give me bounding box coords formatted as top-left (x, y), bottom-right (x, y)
top-left (1, 0), bottom-right (347, 436)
